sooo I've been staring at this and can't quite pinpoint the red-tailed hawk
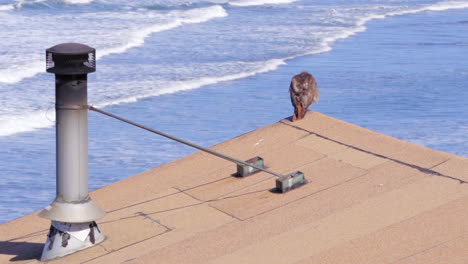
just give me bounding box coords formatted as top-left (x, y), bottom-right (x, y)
top-left (289, 72), bottom-right (319, 121)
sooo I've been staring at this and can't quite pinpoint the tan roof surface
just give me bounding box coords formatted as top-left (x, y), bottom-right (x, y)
top-left (1, 111), bottom-right (467, 264)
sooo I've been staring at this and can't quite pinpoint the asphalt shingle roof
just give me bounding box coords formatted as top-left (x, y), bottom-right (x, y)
top-left (1, 111), bottom-right (467, 263)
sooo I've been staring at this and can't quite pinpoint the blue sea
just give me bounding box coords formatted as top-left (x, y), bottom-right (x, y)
top-left (0, 0), bottom-right (467, 224)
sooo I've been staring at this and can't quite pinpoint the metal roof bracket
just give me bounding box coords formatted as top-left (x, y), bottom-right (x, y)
top-left (275, 171), bottom-right (307, 193)
top-left (236, 156), bottom-right (265, 177)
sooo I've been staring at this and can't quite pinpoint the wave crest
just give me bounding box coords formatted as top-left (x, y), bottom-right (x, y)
top-left (0, 5), bottom-right (228, 85)
top-left (228, 0), bottom-right (299, 7)
top-left (0, 58), bottom-right (285, 137)
top-left (98, 5), bottom-right (227, 59)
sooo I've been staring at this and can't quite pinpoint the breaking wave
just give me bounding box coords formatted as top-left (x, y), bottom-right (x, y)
top-left (228, 0), bottom-right (299, 7)
top-left (0, 58), bottom-right (285, 137)
top-left (0, 5), bottom-right (228, 84)
top-left (2, 0), bottom-right (468, 137)
top-left (98, 5), bottom-right (227, 59)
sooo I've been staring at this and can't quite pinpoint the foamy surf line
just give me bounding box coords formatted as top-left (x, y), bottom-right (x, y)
top-left (2, 0), bottom-right (468, 137)
top-left (0, 58), bottom-right (287, 137)
top-left (97, 5), bottom-right (227, 59)
top-left (64, 0), bottom-right (94, 4)
top-left (95, 58), bottom-right (287, 107)
top-left (0, 110), bottom-right (56, 137)
top-left (356, 0), bottom-right (468, 26)
top-left (0, 4), bottom-right (14, 11)
top-left (312, 0), bottom-right (468, 58)
top-left (228, 0), bottom-right (299, 7)
top-left (0, 0), bottom-right (47, 10)
top-left (0, 5), bottom-right (228, 84)
top-left (0, 0), bottom-right (93, 10)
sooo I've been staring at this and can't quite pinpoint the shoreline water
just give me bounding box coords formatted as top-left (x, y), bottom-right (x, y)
top-left (1, 5), bottom-right (467, 224)
top-left (3, 1), bottom-right (468, 138)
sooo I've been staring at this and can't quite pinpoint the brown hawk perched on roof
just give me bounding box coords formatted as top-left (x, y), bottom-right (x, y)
top-left (289, 72), bottom-right (319, 121)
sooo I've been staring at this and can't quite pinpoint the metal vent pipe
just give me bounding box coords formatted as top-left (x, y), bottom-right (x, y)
top-left (39, 43), bottom-right (105, 261)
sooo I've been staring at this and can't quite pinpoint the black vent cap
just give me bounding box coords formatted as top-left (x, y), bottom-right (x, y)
top-left (46, 43), bottom-right (96, 75)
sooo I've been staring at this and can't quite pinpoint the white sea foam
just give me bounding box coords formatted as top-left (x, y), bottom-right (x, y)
top-left (98, 5), bottom-right (228, 59)
top-left (0, 5), bottom-right (227, 84)
top-left (5, 0), bottom-right (48, 9)
top-left (2, 0), bottom-right (92, 9)
top-left (2, 0), bottom-right (468, 138)
top-left (308, 0), bottom-right (468, 60)
top-left (0, 4), bottom-right (14, 11)
top-left (229, 0), bottom-right (298, 7)
top-left (0, 61), bottom-right (44, 84)
top-left (62, 0), bottom-right (93, 4)
top-left (0, 58), bottom-right (284, 137)
top-left (0, 0), bottom-right (90, 11)
top-left (419, 0), bottom-right (468, 12)
top-left (0, 110), bottom-right (55, 137)
top-left (356, 0), bottom-right (468, 26)
top-left (94, 58), bottom-right (287, 108)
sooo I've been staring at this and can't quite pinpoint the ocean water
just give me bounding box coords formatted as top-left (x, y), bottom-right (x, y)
top-left (0, 0), bottom-right (467, 223)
